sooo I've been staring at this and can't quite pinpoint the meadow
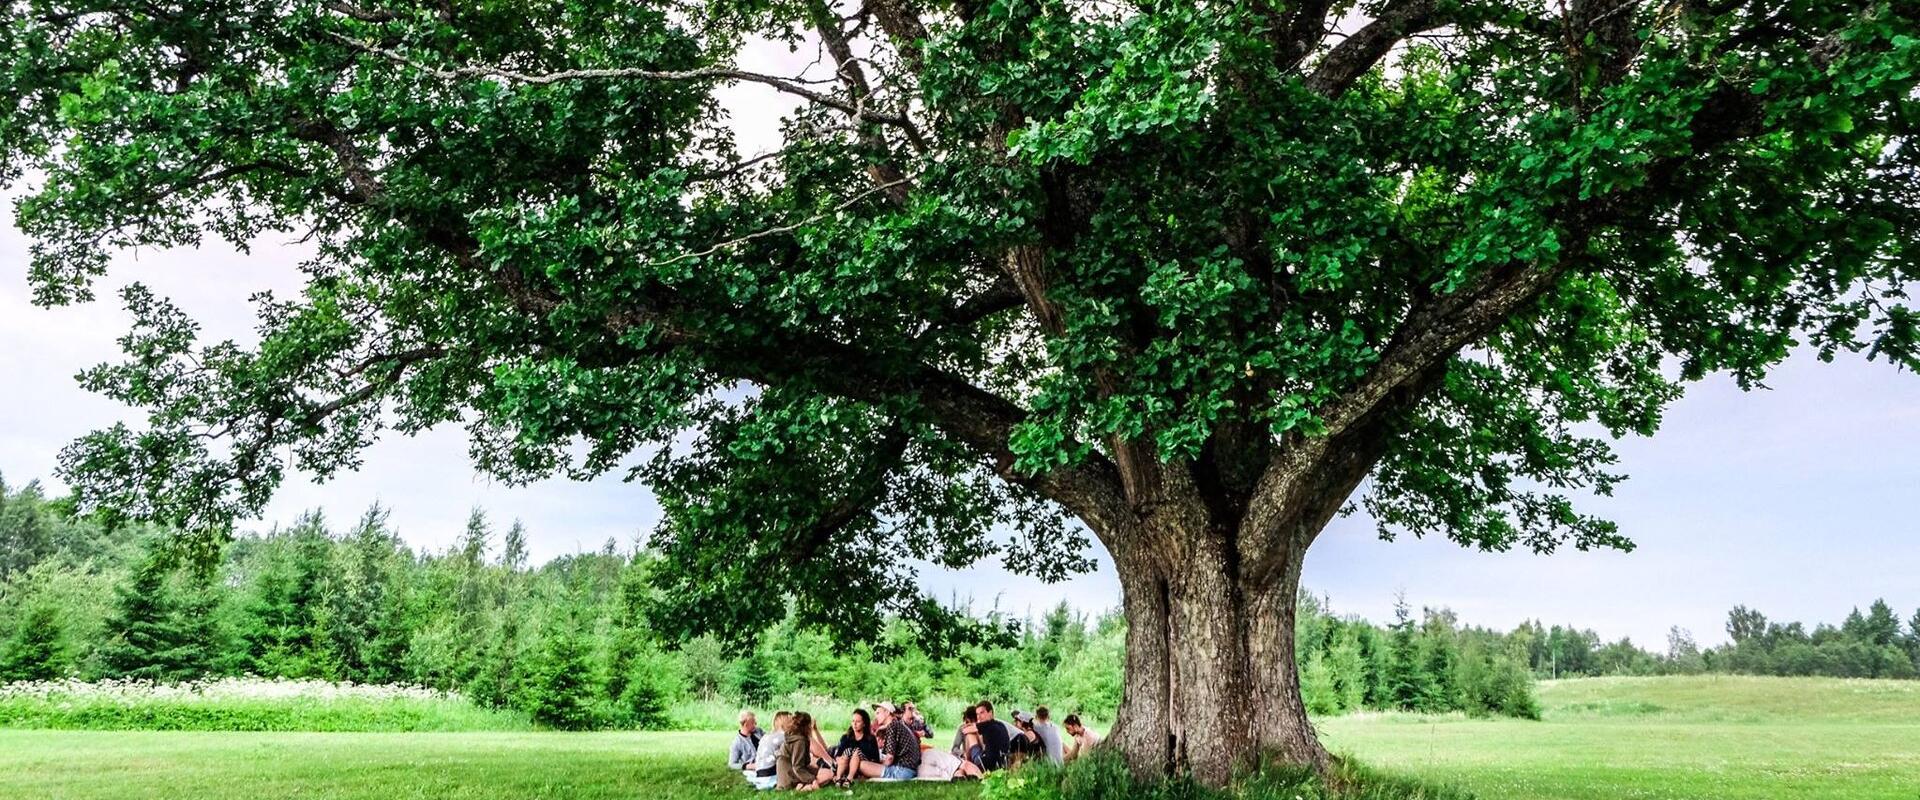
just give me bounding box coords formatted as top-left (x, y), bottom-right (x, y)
top-left (1, 676), bottom-right (1916, 799)
top-left (1318, 675), bottom-right (1920, 800)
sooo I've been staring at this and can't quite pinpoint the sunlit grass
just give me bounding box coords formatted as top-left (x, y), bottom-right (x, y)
top-left (1318, 676), bottom-right (1920, 800)
top-left (3, 676), bottom-right (1917, 798)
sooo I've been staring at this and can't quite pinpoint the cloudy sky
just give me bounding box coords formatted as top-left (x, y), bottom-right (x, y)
top-left (3, 38), bottom-right (1916, 652)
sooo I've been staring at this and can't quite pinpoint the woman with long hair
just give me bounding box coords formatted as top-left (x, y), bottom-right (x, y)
top-left (831, 708), bottom-right (884, 787)
top-left (776, 712), bottom-right (828, 791)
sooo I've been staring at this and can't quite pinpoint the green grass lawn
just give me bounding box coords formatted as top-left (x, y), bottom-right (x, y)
top-left (0, 729), bottom-right (982, 800)
top-left (1318, 675), bottom-right (1920, 800)
top-left (3, 676), bottom-right (1917, 799)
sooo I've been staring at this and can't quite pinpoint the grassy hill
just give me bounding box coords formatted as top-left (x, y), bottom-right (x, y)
top-left (2, 676), bottom-right (1917, 799)
top-left (1537, 674), bottom-right (1920, 723)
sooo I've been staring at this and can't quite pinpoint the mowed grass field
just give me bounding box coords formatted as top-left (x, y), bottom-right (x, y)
top-left (1319, 675), bottom-right (1920, 800)
top-left (2, 676), bottom-right (1916, 799)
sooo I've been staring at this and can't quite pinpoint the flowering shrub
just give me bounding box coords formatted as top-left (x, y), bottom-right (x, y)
top-left (0, 676), bottom-right (531, 732)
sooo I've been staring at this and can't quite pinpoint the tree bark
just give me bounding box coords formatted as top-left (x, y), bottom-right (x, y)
top-left (1104, 504), bottom-right (1329, 786)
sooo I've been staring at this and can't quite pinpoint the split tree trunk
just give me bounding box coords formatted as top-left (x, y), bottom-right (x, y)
top-left (1102, 509), bottom-right (1330, 786)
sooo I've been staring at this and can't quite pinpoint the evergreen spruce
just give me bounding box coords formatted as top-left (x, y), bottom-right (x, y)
top-left (522, 620), bottom-right (603, 731)
top-left (1385, 598), bottom-right (1427, 711)
top-left (734, 650), bottom-right (775, 708)
top-left (1327, 628), bottom-right (1368, 713)
top-left (1299, 649), bottom-right (1341, 715)
top-left (1417, 620), bottom-right (1462, 713)
top-left (97, 549), bottom-right (189, 681)
top-left (0, 603), bottom-right (67, 681)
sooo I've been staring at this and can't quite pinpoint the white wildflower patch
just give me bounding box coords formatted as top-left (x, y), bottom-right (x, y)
top-left (0, 676), bottom-right (528, 732)
top-left (0, 676), bottom-right (454, 704)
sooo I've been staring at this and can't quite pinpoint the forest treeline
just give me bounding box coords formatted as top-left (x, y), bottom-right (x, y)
top-left (1, 477), bottom-right (1915, 730)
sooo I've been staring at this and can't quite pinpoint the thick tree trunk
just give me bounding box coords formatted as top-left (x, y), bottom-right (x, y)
top-left (1105, 511), bottom-right (1328, 787)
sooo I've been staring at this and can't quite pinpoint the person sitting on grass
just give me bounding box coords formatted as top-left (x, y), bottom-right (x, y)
top-left (802, 712), bottom-right (835, 775)
top-left (871, 702), bottom-right (922, 780)
top-left (971, 701), bottom-right (1012, 771)
top-left (1063, 714), bottom-right (1101, 763)
top-left (776, 712), bottom-right (830, 791)
top-left (747, 711), bottom-right (791, 785)
top-left (830, 708), bottom-right (883, 788)
top-left (1007, 711), bottom-right (1044, 767)
top-left (730, 710), bottom-right (764, 771)
top-left (951, 706), bottom-right (985, 767)
top-left (1031, 706), bottom-right (1065, 765)
top-left (901, 701), bottom-right (933, 740)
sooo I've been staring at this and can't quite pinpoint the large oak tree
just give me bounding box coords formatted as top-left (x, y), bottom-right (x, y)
top-left (5, 0), bottom-right (1918, 785)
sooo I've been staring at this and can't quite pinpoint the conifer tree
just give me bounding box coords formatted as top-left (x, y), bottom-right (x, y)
top-left (1906, 609), bottom-right (1920, 670)
top-left (1299, 649), bottom-right (1340, 715)
top-left (734, 650), bottom-right (775, 708)
top-left (522, 618), bottom-right (603, 731)
top-left (1385, 598), bottom-right (1426, 711)
top-left (1326, 628), bottom-right (1368, 713)
top-left (239, 517), bottom-right (335, 677)
top-left (97, 548), bottom-right (191, 681)
top-left (0, 603), bottom-right (67, 682)
top-left (1416, 630), bottom-right (1462, 713)
top-left (618, 645), bottom-right (681, 730)
top-left (1864, 600), bottom-right (1903, 648)
top-left (1357, 625), bottom-right (1394, 710)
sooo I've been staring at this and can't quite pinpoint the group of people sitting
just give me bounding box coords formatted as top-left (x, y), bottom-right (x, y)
top-left (728, 699), bottom-right (1102, 790)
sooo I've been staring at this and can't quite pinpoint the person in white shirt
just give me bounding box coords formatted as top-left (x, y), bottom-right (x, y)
top-left (748, 711), bottom-right (791, 781)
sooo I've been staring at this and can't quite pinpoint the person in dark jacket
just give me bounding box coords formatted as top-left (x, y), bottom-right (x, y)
top-left (971, 701), bottom-right (1013, 771)
top-left (829, 708), bottom-right (884, 787)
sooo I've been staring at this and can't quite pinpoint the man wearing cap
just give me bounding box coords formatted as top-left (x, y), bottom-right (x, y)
top-left (872, 702), bottom-right (922, 780)
top-left (1008, 710), bottom-right (1044, 767)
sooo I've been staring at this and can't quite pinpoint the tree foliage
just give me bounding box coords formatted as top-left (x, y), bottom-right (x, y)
top-left (3, 0), bottom-right (1914, 651)
top-left (5, 0), bottom-right (1919, 779)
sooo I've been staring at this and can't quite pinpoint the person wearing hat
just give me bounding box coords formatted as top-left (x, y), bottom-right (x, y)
top-left (1007, 710), bottom-right (1043, 767)
top-left (871, 702), bottom-right (922, 779)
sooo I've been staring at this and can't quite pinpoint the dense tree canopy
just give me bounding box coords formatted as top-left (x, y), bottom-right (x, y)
top-left (5, 0), bottom-right (1918, 782)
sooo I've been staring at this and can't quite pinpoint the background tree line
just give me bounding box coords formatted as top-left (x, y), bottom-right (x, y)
top-left (2, 476), bottom-right (1913, 730)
